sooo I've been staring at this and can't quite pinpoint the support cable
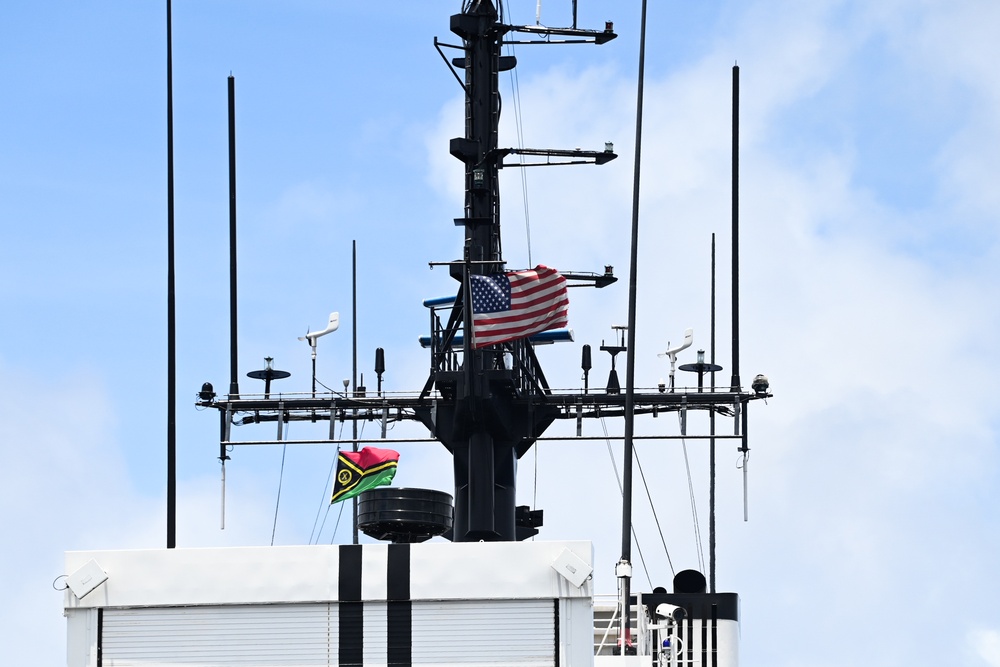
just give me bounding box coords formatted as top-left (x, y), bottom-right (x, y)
top-left (502, 0), bottom-right (533, 265)
top-left (309, 419), bottom-right (348, 544)
top-left (270, 423), bottom-right (290, 546)
top-left (601, 417), bottom-right (652, 589)
top-left (512, 66), bottom-right (532, 265)
top-left (320, 419), bottom-right (368, 544)
top-left (335, 420), bottom-right (368, 544)
top-left (682, 438), bottom-right (705, 573)
top-left (678, 412), bottom-right (705, 572)
top-left (633, 442), bottom-right (676, 578)
top-left (330, 501), bottom-right (348, 545)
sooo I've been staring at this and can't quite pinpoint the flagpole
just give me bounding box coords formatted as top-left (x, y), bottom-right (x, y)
top-left (620, 0), bottom-right (649, 650)
top-left (709, 233), bottom-right (717, 592)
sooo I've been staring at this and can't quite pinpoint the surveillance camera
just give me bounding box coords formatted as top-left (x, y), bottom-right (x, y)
top-left (752, 373), bottom-right (769, 395)
top-left (655, 603), bottom-right (686, 623)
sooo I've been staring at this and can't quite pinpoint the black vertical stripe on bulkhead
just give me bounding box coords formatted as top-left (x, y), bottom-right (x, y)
top-left (553, 599), bottom-right (560, 667)
top-left (386, 544), bottom-right (412, 667)
top-left (701, 615), bottom-right (708, 667)
top-left (96, 608), bottom-right (103, 667)
top-left (339, 544), bottom-right (363, 601)
top-left (711, 604), bottom-right (719, 667)
top-left (386, 543), bottom-right (410, 600)
top-left (339, 544), bottom-right (364, 667)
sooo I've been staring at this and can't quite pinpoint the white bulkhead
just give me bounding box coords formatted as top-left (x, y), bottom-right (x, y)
top-left (65, 541), bottom-right (595, 667)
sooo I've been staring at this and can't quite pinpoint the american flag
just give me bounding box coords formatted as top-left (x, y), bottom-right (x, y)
top-left (469, 265), bottom-right (569, 349)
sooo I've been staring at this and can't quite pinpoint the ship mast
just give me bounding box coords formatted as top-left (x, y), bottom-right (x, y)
top-left (412, 1), bottom-right (619, 542)
top-left (196, 0), bottom-right (768, 575)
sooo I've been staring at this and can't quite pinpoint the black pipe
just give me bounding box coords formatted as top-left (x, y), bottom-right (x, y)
top-left (166, 0), bottom-right (176, 550)
top-left (621, 0), bottom-right (649, 648)
top-left (709, 233), bottom-right (716, 593)
top-left (730, 65), bottom-right (741, 392)
top-left (228, 76), bottom-right (240, 399)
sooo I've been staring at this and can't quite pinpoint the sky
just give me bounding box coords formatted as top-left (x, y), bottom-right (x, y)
top-left (2, 0), bottom-right (999, 665)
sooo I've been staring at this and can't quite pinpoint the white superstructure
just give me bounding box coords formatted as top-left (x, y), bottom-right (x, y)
top-left (65, 541), bottom-right (597, 667)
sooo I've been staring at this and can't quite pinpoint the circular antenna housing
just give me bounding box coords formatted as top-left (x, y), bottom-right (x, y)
top-left (673, 569), bottom-right (707, 594)
top-left (358, 488), bottom-right (454, 543)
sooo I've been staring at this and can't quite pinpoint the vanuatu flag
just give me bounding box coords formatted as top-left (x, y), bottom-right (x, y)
top-left (331, 446), bottom-right (400, 504)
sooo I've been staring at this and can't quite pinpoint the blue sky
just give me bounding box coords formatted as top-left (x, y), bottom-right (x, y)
top-left (3, 1), bottom-right (1000, 665)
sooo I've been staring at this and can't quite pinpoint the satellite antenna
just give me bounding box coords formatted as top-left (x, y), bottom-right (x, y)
top-left (657, 327), bottom-right (693, 391)
top-left (298, 312), bottom-right (340, 397)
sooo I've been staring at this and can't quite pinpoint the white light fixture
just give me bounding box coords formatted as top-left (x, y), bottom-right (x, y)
top-left (551, 548), bottom-right (593, 587)
top-left (66, 559), bottom-right (108, 599)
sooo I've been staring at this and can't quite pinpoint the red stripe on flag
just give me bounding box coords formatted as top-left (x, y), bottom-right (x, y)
top-left (471, 265), bottom-right (569, 348)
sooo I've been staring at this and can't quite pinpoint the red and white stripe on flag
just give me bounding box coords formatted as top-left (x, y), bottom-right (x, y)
top-left (470, 264), bottom-right (568, 349)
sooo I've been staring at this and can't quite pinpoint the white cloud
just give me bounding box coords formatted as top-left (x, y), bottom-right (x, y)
top-left (969, 629), bottom-right (1000, 667)
top-left (432, 2), bottom-right (1000, 664)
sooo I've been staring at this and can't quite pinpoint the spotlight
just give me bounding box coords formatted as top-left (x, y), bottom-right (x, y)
top-left (199, 382), bottom-right (216, 402)
top-left (752, 374), bottom-right (769, 395)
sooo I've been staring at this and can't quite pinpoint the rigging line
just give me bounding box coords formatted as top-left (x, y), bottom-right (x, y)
top-left (314, 376), bottom-right (351, 395)
top-left (270, 423), bottom-right (290, 547)
top-left (309, 452), bottom-right (335, 545)
top-left (513, 67), bottom-right (532, 266)
top-left (683, 437), bottom-right (706, 574)
top-left (633, 441), bottom-right (677, 578)
top-left (330, 499), bottom-right (348, 545)
top-left (331, 423), bottom-right (365, 547)
top-left (677, 414), bottom-right (705, 573)
top-left (502, 0), bottom-right (533, 265)
top-left (310, 415), bottom-right (344, 544)
top-left (600, 416), bottom-right (653, 590)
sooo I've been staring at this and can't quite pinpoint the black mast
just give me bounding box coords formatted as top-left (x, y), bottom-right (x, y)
top-left (731, 65), bottom-right (741, 393)
top-left (228, 75), bottom-right (240, 400)
top-left (439, 1), bottom-right (518, 541)
top-left (619, 0), bottom-right (650, 646)
top-left (166, 0), bottom-right (176, 550)
top-left (412, 2), bottom-right (617, 542)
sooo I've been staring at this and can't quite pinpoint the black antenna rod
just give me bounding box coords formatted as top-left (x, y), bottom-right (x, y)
top-left (709, 233), bottom-right (717, 593)
top-left (620, 0), bottom-right (649, 649)
top-left (166, 0), bottom-right (177, 550)
top-left (730, 64), bottom-right (741, 392)
top-left (352, 239), bottom-right (359, 545)
top-left (228, 75), bottom-right (240, 399)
